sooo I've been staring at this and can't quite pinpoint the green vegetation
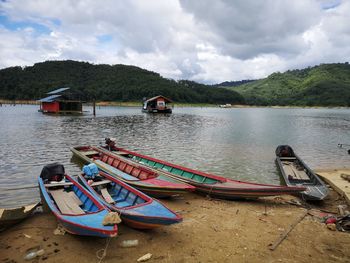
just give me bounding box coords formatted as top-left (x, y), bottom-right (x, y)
top-left (0, 60), bottom-right (245, 104)
top-left (225, 63), bottom-right (350, 106)
top-left (2, 61), bottom-right (349, 106)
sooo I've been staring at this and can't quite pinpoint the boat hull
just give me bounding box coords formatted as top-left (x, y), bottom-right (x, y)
top-left (38, 174), bottom-right (118, 238)
top-left (275, 145), bottom-right (329, 201)
top-left (77, 173), bottom-right (182, 230)
top-left (102, 144), bottom-right (306, 200)
top-left (0, 203), bottom-right (39, 230)
top-left (71, 146), bottom-right (195, 198)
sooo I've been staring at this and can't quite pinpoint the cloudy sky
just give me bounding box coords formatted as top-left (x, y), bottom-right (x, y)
top-left (0, 0), bottom-right (349, 83)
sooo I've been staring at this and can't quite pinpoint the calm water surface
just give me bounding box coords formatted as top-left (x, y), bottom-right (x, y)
top-left (1, 105), bottom-right (349, 207)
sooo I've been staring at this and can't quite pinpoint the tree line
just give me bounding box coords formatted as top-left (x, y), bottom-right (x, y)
top-left (0, 60), bottom-right (245, 104)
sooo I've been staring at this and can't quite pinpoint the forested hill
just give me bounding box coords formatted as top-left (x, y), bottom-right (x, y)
top-left (0, 60), bottom-right (245, 104)
top-left (224, 63), bottom-right (350, 106)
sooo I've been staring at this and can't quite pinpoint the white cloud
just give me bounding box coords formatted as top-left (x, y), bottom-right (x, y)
top-left (0, 0), bottom-right (349, 83)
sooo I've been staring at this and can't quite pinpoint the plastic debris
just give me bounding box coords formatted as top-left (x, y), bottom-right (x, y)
top-left (137, 253), bottom-right (152, 262)
top-left (120, 239), bottom-right (139, 248)
top-left (24, 248), bottom-right (45, 261)
top-left (325, 217), bottom-right (337, 224)
top-left (23, 234), bottom-right (32, 239)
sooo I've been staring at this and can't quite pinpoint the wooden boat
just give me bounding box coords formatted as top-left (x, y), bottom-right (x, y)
top-left (71, 146), bottom-right (195, 198)
top-left (100, 142), bottom-right (306, 200)
top-left (275, 145), bottom-right (329, 201)
top-left (38, 164), bottom-right (118, 237)
top-left (77, 171), bottom-right (182, 229)
top-left (0, 202), bottom-right (39, 230)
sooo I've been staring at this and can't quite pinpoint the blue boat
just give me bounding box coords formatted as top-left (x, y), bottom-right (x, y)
top-left (77, 170), bottom-right (182, 229)
top-left (38, 164), bottom-right (118, 237)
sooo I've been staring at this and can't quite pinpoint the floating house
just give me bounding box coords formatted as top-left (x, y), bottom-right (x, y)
top-left (142, 95), bottom-right (173, 113)
top-left (38, 87), bottom-right (83, 114)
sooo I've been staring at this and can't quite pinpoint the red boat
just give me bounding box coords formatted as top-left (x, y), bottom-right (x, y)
top-left (71, 146), bottom-right (195, 198)
top-left (102, 140), bottom-right (306, 200)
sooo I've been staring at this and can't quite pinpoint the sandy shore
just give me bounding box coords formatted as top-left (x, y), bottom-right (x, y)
top-left (1, 174), bottom-right (350, 263)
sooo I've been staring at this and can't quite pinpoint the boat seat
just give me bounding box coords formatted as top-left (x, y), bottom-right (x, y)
top-left (68, 191), bottom-right (83, 206)
top-left (283, 163), bottom-right (310, 181)
top-left (91, 179), bottom-right (111, 187)
top-left (100, 188), bottom-right (115, 204)
top-left (113, 151), bottom-right (129, 155)
top-left (95, 160), bottom-right (139, 181)
top-left (44, 182), bottom-right (73, 188)
top-left (82, 150), bottom-right (99, 156)
top-left (50, 190), bottom-right (85, 215)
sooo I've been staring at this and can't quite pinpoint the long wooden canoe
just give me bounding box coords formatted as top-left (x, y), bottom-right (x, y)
top-left (71, 146), bottom-right (195, 198)
top-left (275, 145), bottom-right (329, 201)
top-left (39, 164), bottom-right (118, 237)
top-left (78, 172), bottom-right (182, 229)
top-left (101, 143), bottom-right (306, 200)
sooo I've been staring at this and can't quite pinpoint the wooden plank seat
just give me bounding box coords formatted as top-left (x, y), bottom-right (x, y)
top-left (50, 190), bottom-right (85, 215)
top-left (113, 151), bottom-right (129, 155)
top-left (91, 179), bottom-right (112, 187)
top-left (100, 188), bottom-right (115, 204)
top-left (82, 150), bottom-right (99, 156)
top-left (68, 191), bottom-right (83, 206)
top-left (44, 182), bottom-right (73, 188)
top-left (282, 163), bottom-right (310, 181)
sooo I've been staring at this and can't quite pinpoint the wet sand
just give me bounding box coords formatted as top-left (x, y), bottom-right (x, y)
top-left (1, 176), bottom-right (350, 263)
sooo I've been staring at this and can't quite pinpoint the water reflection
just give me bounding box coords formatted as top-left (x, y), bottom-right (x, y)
top-left (0, 105), bottom-right (349, 207)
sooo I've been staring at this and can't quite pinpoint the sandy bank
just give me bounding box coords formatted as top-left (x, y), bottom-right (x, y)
top-left (1, 172), bottom-right (350, 263)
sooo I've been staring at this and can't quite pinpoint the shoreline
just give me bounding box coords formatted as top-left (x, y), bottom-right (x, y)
top-left (1, 99), bottom-right (349, 109)
top-left (1, 169), bottom-right (350, 262)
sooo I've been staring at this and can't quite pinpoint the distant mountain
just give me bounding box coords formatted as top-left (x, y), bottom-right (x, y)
top-left (226, 63), bottom-right (350, 106)
top-left (0, 60), bottom-right (245, 104)
top-left (215, 79), bottom-right (256, 87)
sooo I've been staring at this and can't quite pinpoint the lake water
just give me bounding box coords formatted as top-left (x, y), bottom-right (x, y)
top-left (0, 104), bottom-right (349, 208)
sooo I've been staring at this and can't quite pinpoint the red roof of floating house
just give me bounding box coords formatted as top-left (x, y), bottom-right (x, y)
top-left (145, 95), bottom-right (173, 103)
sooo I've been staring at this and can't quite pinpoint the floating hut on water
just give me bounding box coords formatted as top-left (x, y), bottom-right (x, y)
top-left (142, 95), bottom-right (173, 113)
top-left (38, 87), bottom-right (83, 114)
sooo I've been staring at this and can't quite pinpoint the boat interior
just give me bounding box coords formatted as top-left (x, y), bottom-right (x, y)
top-left (45, 182), bottom-right (100, 215)
top-left (86, 178), bottom-right (148, 208)
top-left (130, 155), bottom-right (219, 184)
top-left (78, 147), bottom-right (157, 180)
top-left (279, 157), bottom-right (317, 185)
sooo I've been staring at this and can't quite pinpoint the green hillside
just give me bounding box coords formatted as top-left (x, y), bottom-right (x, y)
top-left (0, 60), bottom-right (245, 104)
top-left (226, 63), bottom-right (350, 106)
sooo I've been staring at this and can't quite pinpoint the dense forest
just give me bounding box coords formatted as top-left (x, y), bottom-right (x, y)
top-left (224, 63), bottom-right (350, 106)
top-left (0, 60), bottom-right (245, 104)
top-left (1, 61), bottom-right (349, 106)
top-left (214, 80), bottom-right (256, 87)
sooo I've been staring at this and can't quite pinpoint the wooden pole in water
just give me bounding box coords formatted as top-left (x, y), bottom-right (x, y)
top-left (93, 99), bottom-right (96, 116)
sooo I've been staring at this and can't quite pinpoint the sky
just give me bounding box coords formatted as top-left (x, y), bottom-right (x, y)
top-left (0, 0), bottom-right (349, 84)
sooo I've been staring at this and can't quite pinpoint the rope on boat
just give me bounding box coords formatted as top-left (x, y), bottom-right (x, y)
top-left (96, 237), bottom-right (112, 263)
